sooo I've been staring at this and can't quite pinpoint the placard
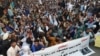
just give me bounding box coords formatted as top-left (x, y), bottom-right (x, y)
top-left (95, 32), bottom-right (100, 47)
top-left (33, 36), bottom-right (95, 56)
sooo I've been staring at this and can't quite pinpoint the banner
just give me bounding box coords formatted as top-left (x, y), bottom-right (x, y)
top-left (95, 32), bottom-right (100, 47)
top-left (33, 36), bottom-right (95, 56)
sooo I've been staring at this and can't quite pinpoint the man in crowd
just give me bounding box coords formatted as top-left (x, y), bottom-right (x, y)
top-left (7, 40), bottom-right (20, 56)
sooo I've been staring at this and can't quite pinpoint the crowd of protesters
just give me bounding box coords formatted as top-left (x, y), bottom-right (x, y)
top-left (0, 0), bottom-right (100, 56)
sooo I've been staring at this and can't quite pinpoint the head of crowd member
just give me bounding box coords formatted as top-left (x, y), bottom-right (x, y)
top-left (2, 27), bottom-right (7, 33)
top-left (11, 31), bottom-right (18, 41)
top-left (27, 29), bottom-right (33, 37)
top-left (56, 37), bottom-right (62, 44)
top-left (15, 28), bottom-right (20, 35)
top-left (34, 40), bottom-right (40, 46)
top-left (10, 40), bottom-right (17, 48)
top-left (47, 28), bottom-right (53, 33)
top-left (11, 31), bottom-right (16, 37)
top-left (86, 28), bottom-right (91, 34)
top-left (7, 34), bottom-right (12, 40)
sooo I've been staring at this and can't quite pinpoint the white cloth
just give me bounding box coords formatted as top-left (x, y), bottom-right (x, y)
top-left (21, 36), bottom-right (34, 47)
top-left (38, 0), bottom-right (42, 4)
top-left (16, 15), bottom-right (21, 19)
top-left (99, 22), bottom-right (100, 25)
top-left (93, 25), bottom-right (96, 28)
top-left (22, 46), bottom-right (32, 56)
top-left (0, 55), bottom-right (3, 56)
top-left (7, 45), bottom-right (20, 56)
top-left (2, 32), bottom-right (9, 40)
top-left (67, 3), bottom-right (74, 12)
top-left (49, 14), bottom-right (58, 26)
top-left (8, 9), bottom-right (14, 16)
top-left (49, 14), bottom-right (53, 24)
top-left (54, 20), bottom-right (58, 26)
top-left (21, 37), bottom-right (30, 46)
top-left (53, 16), bottom-right (58, 26)
top-left (45, 26), bottom-right (49, 31)
top-left (1, 31), bottom-right (9, 40)
top-left (22, 54), bottom-right (31, 56)
top-left (83, 31), bottom-right (93, 37)
top-left (20, 45), bottom-right (33, 56)
top-left (38, 27), bottom-right (44, 32)
top-left (86, 21), bottom-right (96, 28)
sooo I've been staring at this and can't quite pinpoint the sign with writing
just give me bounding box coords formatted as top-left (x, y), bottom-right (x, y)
top-left (95, 32), bottom-right (100, 47)
top-left (33, 36), bottom-right (95, 56)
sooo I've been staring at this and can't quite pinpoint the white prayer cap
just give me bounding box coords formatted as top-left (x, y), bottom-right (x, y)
top-left (16, 15), bottom-right (21, 19)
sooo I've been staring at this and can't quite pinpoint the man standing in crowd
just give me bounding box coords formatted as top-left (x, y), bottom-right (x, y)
top-left (7, 40), bottom-right (20, 56)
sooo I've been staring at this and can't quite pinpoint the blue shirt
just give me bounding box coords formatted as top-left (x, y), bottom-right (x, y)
top-left (24, 9), bottom-right (30, 16)
top-left (31, 44), bottom-right (44, 52)
top-left (5, 26), bottom-right (14, 32)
